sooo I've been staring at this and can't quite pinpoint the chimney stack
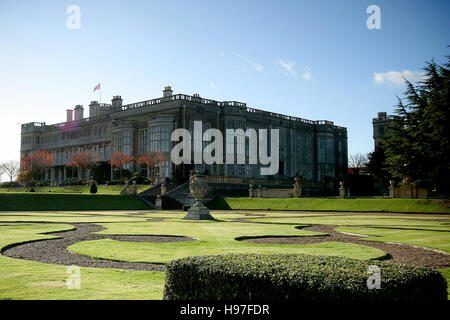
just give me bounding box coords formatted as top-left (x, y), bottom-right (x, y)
top-left (163, 86), bottom-right (173, 97)
top-left (66, 109), bottom-right (73, 122)
top-left (112, 95), bottom-right (123, 111)
top-left (74, 105), bottom-right (84, 120)
top-left (377, 112), bottom-right (387, 119)
top-left (89, 101), bottom-right (99, 117)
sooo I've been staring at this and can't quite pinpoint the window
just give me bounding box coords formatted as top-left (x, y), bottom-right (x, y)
top-left (113, 131), bottom-right (132, 155)
top-left (149, 125), bottom-right (170, 152)
top-left (161, 126), bottom-right (170, 152)
top-left (122, 131), bottom-right (131, 155)
top-left (319, 138), bottom-right (326, 163)
top-left (196, 106), bottom-right (205, 115)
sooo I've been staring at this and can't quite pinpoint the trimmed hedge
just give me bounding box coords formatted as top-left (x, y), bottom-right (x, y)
top-left (163, 253), bottom-right (447, 300)
top-left (0, 193), bottom-right (149, 211)
top-left (207, 197), bottom-right (450, 214)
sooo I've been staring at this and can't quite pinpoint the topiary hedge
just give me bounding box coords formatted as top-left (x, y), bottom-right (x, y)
top-left (163, 254), bottom-right (447, 300)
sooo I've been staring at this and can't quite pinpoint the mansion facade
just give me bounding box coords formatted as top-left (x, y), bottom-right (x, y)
top-left (20, 86), bottom-right (348, 183)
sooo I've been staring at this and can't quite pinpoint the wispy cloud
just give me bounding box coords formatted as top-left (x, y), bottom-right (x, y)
top-left (373, 70), bottom-right (425, 87)
top-left (245, 58), bottom-right (263, 72)
top-left (236, 53), bottom-right (263, 72)
top-left (301, 66), bottom-right (311, 80)
top-left (210, 82), bottom-right (216, 88)
top-left (277, 58), bottom-right (297, 76)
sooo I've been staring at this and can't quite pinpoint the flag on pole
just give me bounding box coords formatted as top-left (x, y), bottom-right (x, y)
top-left (94, 83), bottom-right (101, 92)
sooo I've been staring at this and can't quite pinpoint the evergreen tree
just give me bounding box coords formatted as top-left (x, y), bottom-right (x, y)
top-left (384, 55), bottom-right (449, 195)
top-left (367, 145), bottom-right (390, 180)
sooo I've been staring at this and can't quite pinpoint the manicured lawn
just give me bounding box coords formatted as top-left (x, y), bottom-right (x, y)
top-left (69, 221), bottom-right (386, 263)
top-left (208, 197), bottom-right (450, 213)
top-left (239, 214), bottom-right (450, 228)
top-left (439, 268), bottom-right (450, 299)
top-left (0, 193), bottom-right (149, 211)
top-left (0, 223), bottom-right (164, 299)
top-left (335, 226), bottom-right (450, 253)
top-left (0, 210), bottom-right (448, 299)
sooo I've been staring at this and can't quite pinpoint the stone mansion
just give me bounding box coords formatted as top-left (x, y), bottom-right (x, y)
top-left (20, 86), bottom-right (348, 183)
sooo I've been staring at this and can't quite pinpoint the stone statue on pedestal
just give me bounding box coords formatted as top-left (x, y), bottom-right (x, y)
top-left (183, 174), bottom-right (214, 220)
top-left (120, 181), bottom-right (138, 195)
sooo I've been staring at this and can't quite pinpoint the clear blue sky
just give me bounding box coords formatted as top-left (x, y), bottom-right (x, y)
top-left (0, 0), bottom-right (449, 175)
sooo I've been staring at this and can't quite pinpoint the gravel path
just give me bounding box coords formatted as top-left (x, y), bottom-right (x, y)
top-left (242, 224), bottom-right (450, 269)
top-left (1, 223), bottom-right (197, 272)
top-left (2, 214), bottom-right (449, 271)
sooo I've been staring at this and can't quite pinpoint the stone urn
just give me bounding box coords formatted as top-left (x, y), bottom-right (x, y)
top-left (293, 175), bottom-right (302, 198)
top-left (183, 175), bottom-right (214, 220)
top-left (248, 184), bottom-right (254, 198)
top-left (339, 181), bottom-right (346, 198)
top-left (389, 180), bottom-right (395, 198)
top-left (189, 175), bottom-right (208, 201)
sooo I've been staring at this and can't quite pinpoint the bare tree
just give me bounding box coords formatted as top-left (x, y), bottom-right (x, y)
top-left (348, 153), bottom-right (369, 168)
top-left (0, 162), bottom-right (5, 180)
top-left (1, 160), bottom-right (20, 182)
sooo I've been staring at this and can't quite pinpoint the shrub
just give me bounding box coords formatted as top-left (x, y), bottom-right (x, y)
top-left (163, 254), bottom-right (447, 301)
top-left (90, 182), bottom-right (98, 194)
top-left (25, 180), bottom-right (37, 188)
top-left (17, 170), bottom-right (33, 182)
top-left (113, 169), bottom-right (132, 180)
top-left (38, 180), bottom-right (50, 187)
top-left (0, 181), bottom-right (20, 188)
top-left (61, 178), bottom-right (86, 186)
top-left (129, 173), bottom-right (146, 184)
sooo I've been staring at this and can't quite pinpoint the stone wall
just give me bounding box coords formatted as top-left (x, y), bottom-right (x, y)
top-left (389, 184), bottom-right (428, 199)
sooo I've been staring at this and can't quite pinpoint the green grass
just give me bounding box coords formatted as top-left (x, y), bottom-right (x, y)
top-left (239, 214), bottom-right (450, 228)
top-left (439, 268), bottom-right (450, 299)
top-left (0, 210), bottom-right (448, 299)
top-left (0, 223), bottom-right (164, 299)
top-left (208, 197), bottom-right (450, 213)
top-left (0, 193), bottom-right (149, 211)
top-left (335, 226), bottom-right (450, 253)
top-left (68, 220), bottom-right (386, 263)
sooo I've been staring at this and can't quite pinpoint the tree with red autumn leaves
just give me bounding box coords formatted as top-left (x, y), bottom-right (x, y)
top-left (109, 151), bottom-right (134, 179)
top-left (21, 150), bottom-right (55, 180)
top-left (137, 151), bottom-right (169, 178)
top-left (66, 151), bottom-right (101, 179)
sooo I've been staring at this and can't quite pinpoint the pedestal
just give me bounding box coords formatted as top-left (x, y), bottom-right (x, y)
top-left (248, 184), bottom-right (254, 198)
top-left (155, 195), bottom-right (162, 210)
top-left (183, 201), bottom-right (214, 220)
